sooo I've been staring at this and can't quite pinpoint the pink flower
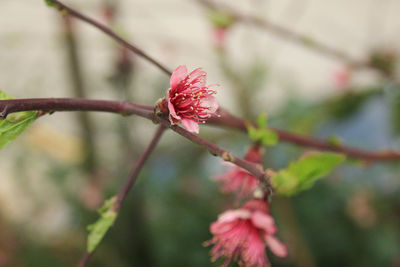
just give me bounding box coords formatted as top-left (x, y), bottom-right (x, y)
top-left (213, 27), bottom-right (227, 48)
top-left (333, 66), bottom-right (352, 89)
top-left (205, 199), bottom-right (287, 267)
top-left (216, 146), bottom-right (262, 197)
top-left (160, 65), bottom-right (219, 133)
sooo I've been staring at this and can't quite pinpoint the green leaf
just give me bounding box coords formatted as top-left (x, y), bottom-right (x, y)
top-left (246, 113), bottom-right (278, 146)
top-left (257, 113), bottom-right (267, 129)
top-left (0, 90), bottom-right (38, 149)
top-left (260, 130), bottom-right (278, 146)
top-left (44, 0), bottom-right (56, 7)
top-left (247, 125), bottom-right (261, 141)
top-left (208, 11), bottom-right (235, 28)
top-left (98, 196), bottom-right (117, 214)
top-left (271, 152), bottom-right (346, 196)
top-left (301, 36), bottom-right (315, 47)
top-left (327, 136), bottom-right (343, 147)
top-left (87, 196), bottom-right (117, 253)
top-left (0, 90), bottom-right (10, 100)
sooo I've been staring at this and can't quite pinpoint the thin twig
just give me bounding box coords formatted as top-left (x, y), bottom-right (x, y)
top-left (0, 98), bottom-right (154, 119)
top-left (113, 125), bottom-right (166, 211)
top-left (77, 253), bottom-right (91, 267)
top-left (158, 120), bottom-right (266, 180)
top-left (77, 125), bottom-right (165, 267)
top-left (209, 109), bottom-right (400, 162)
top-left (47, 0), bottom-right (172, 76)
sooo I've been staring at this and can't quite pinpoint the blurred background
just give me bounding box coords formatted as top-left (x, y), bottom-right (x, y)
top-left (1, 0), bottom-right (400, 266)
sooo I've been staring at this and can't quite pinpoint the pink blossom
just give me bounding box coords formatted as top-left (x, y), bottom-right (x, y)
top-left (333, 66), bottom-right (352, 89)
top-left (213, 27), bottom-right (227, 48)
top-left (216, 146), bottom-right (262, 197)
top-left (205, 199), bottom-right (287, 267)
top-left (159, 65), bottom-right (219, 133)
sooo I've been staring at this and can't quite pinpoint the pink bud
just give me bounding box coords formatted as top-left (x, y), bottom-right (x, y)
top-left (215, 145), bottom-right (262, 197)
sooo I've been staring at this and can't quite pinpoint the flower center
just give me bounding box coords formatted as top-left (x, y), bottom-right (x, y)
top-left (170, 75), bottom-right (217, 122)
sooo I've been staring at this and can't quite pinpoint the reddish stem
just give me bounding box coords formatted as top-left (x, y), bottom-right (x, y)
top-left (0, 98), bottom-right (266, 181)
top-left (2, 98), bottom-right (400, 162)
top-left (77, 253), bottom-right (91, 267)
top-left (209, 109), bottom-right (400, 162)
top-left (114, 125), bottom-right (166, 211)
top-left (48, 0), bottom-right (172, 76)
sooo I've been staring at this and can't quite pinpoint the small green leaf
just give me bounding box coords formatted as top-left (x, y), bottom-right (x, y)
top-left (260, 130), bottom-right (278, 146)
top-left (61, 8), bottom-right (69, 15)
top-left (208, 11), bottom-right (235, 28)
top-left (0, 90), bottom-right (38, 150)
top-left (301, 36), bottom-right (315, 47)
top-left (98, 196), bottom-right (117, 214)
top-left (327, 136), bottom-right (343, 147)
top-left (0, 90), bottom-right (10, 100)
top-left (271, 152), bottom-right (346, 196)
top-left (257, 113), bottom-right (267, 129)
top-left (247, 125), bottom-right (261, 141)
top-left (44, 0), bottom-right (56, 7)
top-left (87, 196), bottom-right (117, 253)
top-left (246, 113), bottom-right (278, 146)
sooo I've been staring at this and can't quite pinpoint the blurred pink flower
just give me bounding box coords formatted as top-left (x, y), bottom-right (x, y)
top-left (216, 146), bottom-right (262, 197)
top-left (205, 199), bottom-right (287, 267)
top-left (160, 65), bottom-right (219, 133)
top-left (213, 27), bottom-right (227, 48)
top-left (333, 67), bottom-right (352, 89)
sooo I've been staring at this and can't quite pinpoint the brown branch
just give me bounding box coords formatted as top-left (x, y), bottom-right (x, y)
top-left (77, 125), bottom-right (166, 267)
top-left (47, 0), bottom-right (172, 76)
top-left (77, 253), bottom-right (91, 267)
top-left (2, 98), bottom-right (400, 162)
top-left (209, 109), bottom-right (400, 162)
top-left (157, 120), bottom-right (265, 180)
top-left (0, 98), bottom-right (266, 180)
top-left (0, 98), bottom-right (153, 119)
top-left (113, 125), bottom-right (166, 211)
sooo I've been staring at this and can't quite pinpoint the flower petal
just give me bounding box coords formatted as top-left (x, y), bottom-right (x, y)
top-left (181, 119), bottom-right (200, 134)
top-left (201, 95), bottom-right (219, 113)
top-left (167, 91), bottom-right (181, 123)
top-left (218, 209), bottom-right (251, 223)
top-left (251, 211), bottom-right (277, 234)
top-left (265, 236), bottom-right (288, 258)
top-left (188, 68), bottom-right (207, 86)
top-left (170, 65), bottom-right (188, 89)
top-left (209, 221), bottom-right (232, 235)
top-left (242, 229), bottom-right (270, 267)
